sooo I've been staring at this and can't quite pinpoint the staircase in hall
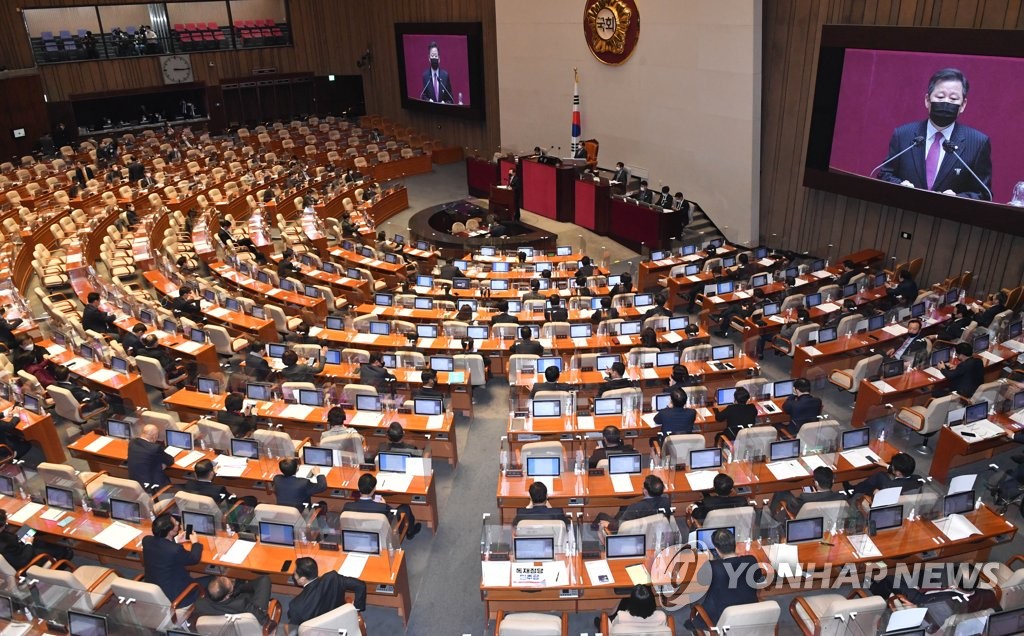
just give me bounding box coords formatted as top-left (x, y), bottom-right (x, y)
top-left (680, 203), bottom-right (725, 246)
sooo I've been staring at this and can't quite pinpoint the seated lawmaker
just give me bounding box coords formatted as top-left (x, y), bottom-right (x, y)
top-left (588, 425), bottom-right (635, 469)
top-left (934, 341), bottom-right (985, 398)
top-left (280, 347), bottom-right (327, 383)
top-left (287, 557), bottom-right (367, 625)
top-left (653, 388), bottom-right (696, 441)
top-left (592, 475), bottom-right (670, 532)
top-left (217, 392), bottom-right (256, 438)
top-left (770, 466), bottom-right (845, 518)
top-left (273, 457), bottom-right (327, 510)
top-left (886, 269), bottom-right (919, 307)
top-left (509, 326), bottom-right (544, 356)
top-left (781, 378), bottom-right (822, 435)
top-left (847, 452), bottom-right (922, 501)
top-left (688, 528), bottom-right (765, 632)
top-left (359, 351), bottom-right (396, 391)
top-left (343, 473), bottom-right (421, 539)
top-left (688, 473), bottom-right (748, 526)
top-left (513, 481), bottom-right (568, 526)
top-left (713, 387), bottom-right (758, 443)
top-left (597, 361), bottom-right (635, 396)
top-left (171, 287), bottom-right (203, 321)
top-left (491, 300), bottom-right (519, 325)
top-left (412, 369), bottom-right (444, 401)
top-left (530, 365), bottom-right (573, 397)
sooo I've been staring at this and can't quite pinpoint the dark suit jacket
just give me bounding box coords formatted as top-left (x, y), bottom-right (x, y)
top-left (878, 120), bottom-right (992, 200)
top-left (714, 403), bottom-right (758, 440)
top-left (613, 168), bottom-right (629, 183)
top-left (691, 493), bottom-right (749, 522)
top-left (588, 443), bottom-right (635, 469)
top-left (620, 495), bottom-right (671, 523)
top-left (122, 332), bottom-right (145, 356)
top-left (287, 572), bottom-right (368, 623)
top-left (127, 438), bottom-right (174, 487)
top-left (514, 506), bottom-right (568, 526)
top-left (851, 471), bottom-right (923, 499)
top-left (638, 189), bottom-right (654, 204)
top-left (491, 312), bottom-right (519, 325)
top-left (597, 377), bottom-right (635, 397)
top-left (273, 474), bottom-right (327, 509)
top-left (280, 359), bottom-right (326, 383)
top-left (142, 535), bottom-right (203, 604)
top-left (653, 407), bottom-right (696, 437)
top-left (195, 575), bottom-right (271, 625)
top-left (782, 394), bottom-right (823, 427)
top-left (700, 556), bottom-right (764, 624)
top-left (544, 307), bottom-right (569, 323)
top-left (786, 490), bottom-right (847, 516)
top-left (510, 339), bottom-right (544, 356)
top-left (888, 279), bottom-right (919, 304)
top-left (421, 68), bottom-right (454, 103)
top-left (217, 409), bottom-right (255, 438)
top-left (244, 351), bottom-right (271, 381)
top-left (82, 304), bottom-right (114, 332)
top-left (359, 363), bottom-right (395, 390)
top-left (438, 264), bottom-right (463, 280)
top-left (182, 478), bottom-right (233, 504)
top-left (127, 161), bottom-right (145, 182)
top-left (530, 381), bottom-right (573, 398)
top-left (975, 302), bottom-right (1006, 328)
top-left (942, 356), bottom-right (985, 397)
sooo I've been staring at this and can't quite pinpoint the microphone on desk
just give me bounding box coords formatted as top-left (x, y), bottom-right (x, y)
top-left (868, 136), bottom-right (925, 177)
top-left (942, 140), bottom-right (993, 201)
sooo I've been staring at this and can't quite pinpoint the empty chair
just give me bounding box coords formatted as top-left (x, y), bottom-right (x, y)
top-left (136, 355), bottom-right (186, 394)
top-left (790, 500), bottom-right (852, 531)
top-left (254, 429), bottom-right (305, 458)
top-left (981, 554), bottom-right (1024, 611)
top-left (495, 611), bottom-right (567, 636)
top-left (197, 418), bottom-right (232, 452)
top-left (107, 576), bottom-right (195, 632)
top-left (661, 434), bottom-right (708, 466)
top-left (264, 304), bottom-right (302, 335)
top-left (794, 419), bottom-right (841, 453)
top-left (895, 393), bottom-right (961, 452)
top-left (297, 603), bottom-right (365, 635)
top-left (827, 354), bottom-right (883, 393)
top-left (515, 519), bottom-right (566, 549)
top-left (454, 353), bottom-right (487, 387)
top-left (339, 510), bottom-right (399, 551)
top-left (691, 600), bottom-right (780, 636)
top-left (789, 590), bottom-right (886, 636)
top-left (319, 430), bottom-right (366, 465)
top-left (26, 561), bottom-right (117, 614)
top-left (206, 324), bottom-right (247, 356)
top-left (724, 426), bottom-right (777, 462)
top-left (342, 383), bottom-right (377, 405)
top-left (520, 441), bottom-right (566, 467)
top-left (617, 513), bottom-right (675, 549)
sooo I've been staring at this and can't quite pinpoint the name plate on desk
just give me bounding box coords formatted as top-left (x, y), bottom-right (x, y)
top-left (511, 564), bottom-right (545, 586)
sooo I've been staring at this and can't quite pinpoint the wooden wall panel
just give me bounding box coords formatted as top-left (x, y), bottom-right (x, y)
top-left (761, 0), bottom-right (1024, 294)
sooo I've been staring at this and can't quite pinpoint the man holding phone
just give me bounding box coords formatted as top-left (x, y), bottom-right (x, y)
top-left (142, 513), bottom-right (205, 605)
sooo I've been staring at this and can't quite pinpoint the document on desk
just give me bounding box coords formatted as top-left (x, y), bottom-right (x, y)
top-left (882, 324), bottom-right (908, 337)
top-left (697, 407), bottom-right (714, 419)
top-left (933, 514), bottom-right (982, 541)
top-left (979, 350), bottom-right (1003, 365)
top-left (802, 346), bottom-right (823, 357)
top-left (769, 315), bottom-right (786, 323)
top-left (766, 460), bottom-right (809, 480)
top-left (481, 560), bottom-right (512, 587)
top-left (87, 368), bottom-right (119, 383)
top-left (886, 608), bottom-right (929, 633)
top-left (617, 335), bottom-right (633, 345)
top-left (338, 553), bottom-right (369, 578)
top-left (924, 366), bottom-right (945, 380)
top-left (625, 564), bottom-right (651, 585)
top-left (585, 559), bottom-right (615, 586)
top-left (176, 340), bottom-right (204, 354)
top-left (538, 338), bottom-right (554, 350)
top-left (376, 472), bottom-right (413, 493)
top-left (1003, 340), bottom-right (1024, 353)
top-left (174, 450), bottom-right (205, 468)
top-left (350, 412), bottom-right (384, 427)
top-left (0, 622), bottom-right (33, 636)
top-left (8, 502), bottom-right (43, 524)
top-left (542, 561), bottom-right (568, 587)
top-left (220, 539), bottom-right (256, 565)
top-left (871, 380), bottom-right (896, 393)
top-left (734, 291), bottom-right (751, 300)
top-left (351, 333), bottom-right (377, 345)
top-left (572, 337), bottom-right (589, 348)
top-left (801, 454), bottom-right (832, 471)
top-left (759, 400), bottom-right (780, 414)
top-left (817, 302), bottom-right (840, 313)
top-left (954, 419), bottom-right (1006, 441)
top-left (281, 404), bottom-right (315, 420)
top-left (709, 296), bottom-right (724, 303)
top-left (39, 508), bottom-right (65, 522)
top-left (425, 415), bottom-right (445, 430)
top-left (839, 447), bottom-right (880, 468)
top-left (871, 487), bottom-right (902, 509)
top-left (812, 270), bottom-right (832, 279)
top-left (84, 435), bottom-right (115, 454)
top-left (207, 307), bottom-right (230, 318)
top-left (685, 470), bottom-right (719, 492)
top-left (1012, 410), bottom-right (1024, 426)
top-left (577, 416), bottom-right (596, 430)
top-left (640, 413), bottom-right (657, 428)
top-left (214, 455), bottom-right (248, 477)
top-left (686, 275), bottom-right (703, 282)
top-left (610, 474), bottom-right (635, 493)
top-left (45, 344), bottom-right (67, 356)
top-left (93, 522), bottom-right (142, 550)
top-left (641, 367), bottom-right (660, 380)
top-left (847, 534), bottom-right (882, 559)
top-left (663, 331), bottom-right (683, 344)
top-left (417, 338), bottom-right (434, 349)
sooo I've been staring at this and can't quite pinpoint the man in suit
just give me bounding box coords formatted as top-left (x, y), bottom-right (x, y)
top-left (344, 473), bottom-right (421, 539)
top-left (127, 424), bottom-right (174, 489)
top-left (593, 475), bottom-right (670, 532)
top-left (574, 256), bottom-right (595, 279)
top-left (139, 334), bottom-right (188, 384)
top-left (280, 348), bottom-right (327, 383)
top-left (122, 323), bottom-right (147, 356)
top-left (588, 425), bottom-right (635, 469)
top-left (935, 341), bottom-right (985, 398)
top-left (688, 473), bottom-right (749, 525)
top-left (287, 557), bottom-right (367, 624)
top-left (420, 41), bottom-right (454, 103)
top-left (522, 279), bottom-right (548, 301)
top-left (52, 365), bottom-right (108, 420)
top-left (848, 452), bottom-right (923, 501)
top-left (196, 575), bottom-right (273, 625)
top-left (142, 514), bottom-right (204, 605)
top-left (877, 68), bottom-right (992, 200)
top-left (514, 481), bottom-right (567, 526)
top-left (359, 351), bottom-right (396, 391)
top-left (506, 168), bottom-right (522, 221)
top-left (770, 466), bottom-right (846, 518)
top-left (509, 326), bottom-right (544, 356)
top-left (217, 392), bottom-right (256, 438)
top-left (975, 291), bottom-right (1008, 328)
top-left (438, 259), bottom-right (464, 281)
top-left (885, 317), bottom-right (928, 365)
top-left (412, 369), bottom-right (444, 401)
top-left (612, 162), bottom-right (629, 184)
top-left (171, 287), bottom-right (203, 321)
top-left (781, 378), bottom-right (823, 435)
top-left (379, 422), bottom-right (420, 456)
top-left (82, 292), bottom-right (117, 334)
top-left (491, 300), bottom-right (519, 325)
top-left (636, 180), bottom-right (654, 204)
top-left (73, 161), bottom-right (94, 187)
top-left (657, 185), bottom-right (673, 208)
top-left (530, 365), bottom-right (573, 397)
top-left (886, 269), bottom-right (919, 307)
top-left (653, 388), bottom-right (697, 441)
top-left (544, 296), bottom-right (568, 322)
top-left (183, 458), bottom-right (252, 507)
top-left (273, 457), bottom-right (326, 510)
top-left (597, 361), bottom-right (635, 397)
top-left (241, 338), bottom-right (271, 381)
top-left (688, 528), bottom-right (765, 631)
top-left (127, 159), bottom-right (145, 183)
top-left (835, 260), bottom-right (862, 289)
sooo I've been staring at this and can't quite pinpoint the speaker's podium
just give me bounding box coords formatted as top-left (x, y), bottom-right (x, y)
top-left (522, 157), bottom-right (575, 222)
top-left (489, 184), bottom-right (517, 221)
top-left (574, 176), bottom-right (611, 235)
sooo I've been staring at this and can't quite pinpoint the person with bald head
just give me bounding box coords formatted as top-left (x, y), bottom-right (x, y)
top-left (127, 423), bottom-right (175, 490)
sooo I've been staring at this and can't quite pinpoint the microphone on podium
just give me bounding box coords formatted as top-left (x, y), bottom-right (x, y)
top-left (942, 140), bottom-right (993, 201)
top-left (869, 135), bottom-right (925, 177)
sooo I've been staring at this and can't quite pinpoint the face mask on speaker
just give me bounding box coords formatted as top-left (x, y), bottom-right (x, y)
top-left (929, 101), bottom-right (960, 128)
top-left (430, 58), bottom-right (439, 71)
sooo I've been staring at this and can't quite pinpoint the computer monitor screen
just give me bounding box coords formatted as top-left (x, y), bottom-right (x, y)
top-left (842, 283), bottom-right (858, 298)
top-left (356, 394), bottom-right (382, 412)
top-left (430, 356), bottom-right (454, 371)
top-left (467, 325), bottom-right (489, 340)
top-left (369, 321), bottom-right (390, 335)
top-left (266, 343), bottom-right (286, 359)
top-left (973, 334), bottom-right (990, 353)
top-left (770, 439), bottom-right (801, 461)
top-left (751, 274), bottom-right (769, 288)
top-left (537, 279), bottom-right (552, 291)
top-left (682, 244), bottom-right (698, 256)
top-left (653, 393), bottom-right (671, 411)
top-left (606, 534), bottom-right (646, 559)
top-left (717, 281), bottom-right (734, 295)
top-left (943, 491), bottom-right (975, 516)
top-left (868, 314), bottom-right (886, 331)
top-left (514, 536), bottom-right (555, 561)
top-left (414, 297), bottom-right (434, 310)
top-left (0, 475), bottom-right (14, 497)
top-left (608, 453), bottom-right (642, 475)
top-left (416, 275), bottom-right (434, 287)
top-left (986, 608), bottom-right (1024, 636)
top-left (45, 485), bottom-right (74, 510)
top-left (712, 345), bottom-right (735, 361)
top-left (531, 400), bottom-right (561, 418)
top-left (414, 398), bottom-right (443, 416)
top-left (0, 595), bottom-right (12, 621)
top-left (79, 344), bottom-right (95, 361)
top-left (322, 262), bottom-right (338, 274)
top-left (139, 309), bottom-right (155, 324)
top-left (457, 299), bottom-right (478, 312)
top-left (656, 351), bottom-right (679, 367)
top-left (21, 394), bottom-right (40, 415)
top-left (259, 521), bottom-right (295, 546)
top-left (166, 429), bottom-right (193, 450)
top-left (596, 355), bottom-right (619, 371)
top-left (965, 401), bottom-right (989, 423)
top-left (594, 397), bottom-right (623, 416)
top-left (754, 247), bottom-right (769, 259)
top-left (196, 376), bottom-right (219, 394)
top-left (650, 250), bottom-right (668, 261)
top-left (298, 389), bottom-right (324, 407)
top-left (230, 438), bottom-right (260, 459)
top-left (762, 302), bottom-right (780, 317)
top-left (842, 428), bottom-right (870, 450)
top-left (417, 324), bottom-right (438, 338)
top-left (374, 293), bottom-right (394, 307)
top-left (110, 498), bottom-right (142, 523)
top-left (346, 267), bottom-right (361, 279)
top-left (786, 517), bottom-right (824, 544)
top-left (634, 293), bottom-right (654, 307)
top-left (181, 510), bottom-right (217, 536)
top-left (526, 456), bottom-right (560, 477)
top-left (67, 610), bottom-right (107, 636)
top-left (325, 349), bottom-right (342, 365)
top-left (256, 270), bottom-right (271, 284)
top-left (224, 298), bottom-right (241, 312)
top-left (490, 279), bottom-right (509, 291)
top-left (873, 273), bottom-right (887, 288)
top-left (507, 300), bottom-right (522, 313)
top-left (536, 357), bottom-right (562, 373)
top-left (453, 260), bottom-right (470, 271)
top-left (818, 326), bottom-right (838, 343)
top-left (453, 277), bottom-right (471, 289)
top-left (669, 316), bottom-right (689, 330)
top-left (689, 448), bottom-right (723, 470)
top-left (251, 306), bottom-right (266, 320)
top-left (930, 347), bottom-right (952, 367)
top-left (343, 529), bottom-right (381, 555)
top-left (722, 256), bottom-right (736, 268)
top-left (589, 296), bottom-right (604, 310)
top-left (325, 316), bottom-right (344, 330)
top-left (415, 240), bottom-right (429, 251)
top-left (869, 504), bottom-right (904, 531)
top-left (302, 446), bottom-right (334, 468)
top-left (619, 320), bottom-right (641, 336)
top-left (570, 324), bottom-right (592, 338)
top-left (715, 387), bottom-right (737, 406)
top-left (378, 452), bottom-right (409, 473)
top-left (480, 246), bottom-right (495, 256)
top-left (490, 261), bottom-right (511, 274)
top-left (881, 359), bottom-right (905, 378)
top-left (806, 293), bottom-right (822, 308)
top-left (382, 354), bottom-right (397, 368)
top-left (786, 267), bottom-right (800, 280)
top-left (1014, 390), bottom-right (1024, 411)
top-left (684, 264), bottom-right (700, 276)
top-left (1009, 320), bottom-right (1023, 338)
top-left (110, 356), bottom-right (129, 373)
top-left (911, 302), bottom-right (926, 318)
top-left (811, 259), bottom-right (825, 272)
top-left (279, 279), bottom-right (295, 292)
top-left (246, 383), bottom-right (272, 401)
top-left (107, 419), bottom-right (131, 439)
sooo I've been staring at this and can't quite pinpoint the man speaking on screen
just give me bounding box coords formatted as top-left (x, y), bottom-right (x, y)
top-left (877, 68), bottom-right (992, 200)
top-left (421, 41), bottom-right (454, 104)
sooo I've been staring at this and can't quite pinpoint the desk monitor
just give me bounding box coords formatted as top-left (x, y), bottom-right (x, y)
top-left (965, 401), bottom-right (989, 424)
top-left (536, 357), bottom-right (562, 373)
top-left (911, 302), bottom-right (926, 318)
top-left (322, 262), bottom-right (338, 275)
top-left (453, 260), bottom-right (470, 271)
top-left (762, 302), bottom-right (781, 317)
top-left (430, 356), bottom-right (454, 371)
top-left (490, 279), bottom-right (509, 291)
top-left (414, 398), bottom-right (443, 416)
top-left (556, 245), bottom-right (572, 256)
top-left (537, 279), bottom-right (553, 291)
top-left (196, 376), bottom-right (220, 394)
top-left (606, 534), bottom-right (646, 559)
top-left (21, 394), bottom-right (41, 415)
top-left (416, 324), bottom-right (438, 339)
top-left (279, 279), bottom-right (295, 292)
top-left (378, 452), bottom-right (409, 473)
top-left (139, 308), bottom-right (155, 324)
top-left (325, 349), bottom-right (342, 365)
top-left (0, 594), bottom-right (11, 621)
top-left (942, 288), bottom-right (959, 306)
top-left (619, 320), bottom-right (641, 336)
top-left (881, 359), bottom-right (905, 379)
top-left (453, 277), bottom-right (471, 289)
top-left (987, 607), bottom-right (1024, 636)
top-left (810, 259), bottom-right (825, 272)
top-left (973, 334), bottom-right (990, 353)
top-left (526, 456), bottom-right (560, 477)
top-left (342, 529), bottom-right (381, 555)
top-left (259, 521), bottom-right (295, 547)
top-left (570, 323), bottom-right (592, 338)
top-left (589, 296), bottom-right (605, 310)
top-left (107, 419), bottom-right (132, 440)
top-left (79, 344), bottom-right (96, 361)
top-left (669, 316), bottom-right (689, 331)
top-left (712, 345), bottom-right (735, 361)
top-left (868, 314), bottom-right (886, 331)
top-left (369, 321), bottom-right (390, 336)
top-left (649, 250), bottom-right (669, 261)
top-left (256, 270), bottom-right (272, 284)
top-left (166, 429), bottom-right (193, 451)
top-left (842, 283), bottom-right (858, 298)
top-left (806, 293), bottom-right (822, 308)
top-left (414, 297), bottom-right (434, 310)
top-left (1013, 390), bottom-right (1024, 411)
top-left (872, 273), bottom-right (887, 288)
top-left (754, 247), bottom-right (769, 259)
top-left (1008, 320), bottom-right (1023, 339)
top-left (634, 293), bottom-right (654, 307)
top-left (786, 517), bottom-right (824, 544)
top-left (298, 389), bottom-right (324, 407)
top-left (608, 453), bottom-right (642, 475)
top-left (682, 244), bottom-right (698, 256)
top-left (374, 293), bottom-right (394, 307)
top-left (717, 281), bottom-right (734, 295)
top-left (656, 351), bottom-right (679, 367)
top-left (722, 256), bottom-right (736, 268)
top-left (325, 316), bottom-right (344, 330)
top-left (45, 485), bottom-right (75, 511)
top-left (266, 343), bottom-right (287, 359)
top-left (516, 247), bottom-right (535, 259)
top-left (415, 240), bottom-right (429, 251)
top-left (302, 446), bottom-right (334, 468)
top-left (230, 437), bottom-right (260, 459)
top-left (684, 264), bottom-right (701, 276)
top-left (869, 504), bottom-right (903, 532)
top-left (416, 275), bottom-right (434, 288)
top-left (531, 400), bottom-right (561, 418)
top-left (67, 610), bottom-right (107, 636)
top-left (0, 475), bottom-right (14, 497)
top-left (110, 356), bottom-right (129, 374)
top-left (536, 263), bottom-right (554, 275)
top-left (356, 394), bottom-right (382, 412)
top-left (689, 448), bottom-right (723, 470)
top-left (594, 397), bottom-right (622, 416)
top-left (770, 439), bottom-right (801, 462)
top-left (716, 387), bottom-right (737, 406)
top-left (785, 267), bottom-right (800, 280)
top-left (695, 527), bottom-right (734, 552)
top-left (468, 325), bottom-right (489, 340)
top-left (596, 355), bottom-right (619, 371)
top-left (818, 326), bottom-right (838, 344)
top-left (514, 537), bottom-right (554, 562)
top-left (246, 382), bottom-right (273, 401)
top-left (842, 428), bottom-right (870, 450)
top-left (457, 299), bottom-right (478, 312)
top-left (507, 299), bottom-right (523, 313)
top-left (346, 267), bottom-right (361, 280)
top-left (360, 247), bottom-right (375, 259)
top-left (943, 491), bottom-right (975, 517)
top-left (224, 298), bottom-right (241, 313)
top-left (110, 498), bottom-right (142, 524)
top-left (480, 246), bottom-right (496, 256)
top-left (930, 347), bottom-right (952, 367)
top-left (751, 274), bottom-right (769, 288)
top-left (382, 354), bottom-right (397, 369)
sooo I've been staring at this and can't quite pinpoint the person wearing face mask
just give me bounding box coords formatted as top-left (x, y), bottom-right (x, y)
top-left (420, 41), bottom-right (454, 103)
top-left (877, 67), bottom-right (992, 200)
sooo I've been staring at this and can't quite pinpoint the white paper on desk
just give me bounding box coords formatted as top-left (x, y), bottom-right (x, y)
top-left (175, 450), bottom-right (205, 468)
top-left (93, 521), bottom-right (142, 550)
top-left (176, 340), bottom-right (204, 354)
top-left (697, 407), bottom-right (713, 419)
top-left (685, 470), bottom-right (719, 491)
top-left (84, 435), bottom-right (114, 453)
top-left (578, 309), bottom-right (594, 319)
top-left (847, 533), bottom-right (883, 559)
top-left (801, 454), bottom-right (831, 471)
top-left (417, 338), bottom-right (434, 348)
top-left (882, 324), bottom-right (909, 337)
top-left (542, 561), bottom-right (568, 587)
top-left (538, 338), bottom-right (554, 350)
top-left (802, 346), bottom-right (823, 357)
top-left (871, 486), bottom-right (902, 509)
top-left (709, 296), bottom-right (724, 304)
top-left (949, 474), bottom-right (977, 495)
top-left (769, 315), bottom-right (786, 323)
top-left (0, 621), bottom-right (33, 636)
top-left (377, 472), bottom-right (413, 493)
top-left (886, 608), bottom-right (928, 633)
top-left (686, 275), bottom-right (702, 282)
top-left (281, 404), bottom-right (315, 420)
top-left (663, 331), bottom-right (683, 344)
top-left (66, 357), bottom-right (90, 368)
top-left (352, 333), bottom-right (377, 345)
top-left (980, 350), bottom-right (1003, 364)
top-left (759, 400), bottom-right (780, 414)
top-left (405, 370), bottom-right (423, 383)
top-left (585, 559), bottom-right (615, 586)
top-left (1012, 410), bottom-right (1024, 426)
top-left (207, 307), bottom-right (230, 318)
top-left (39, 508), bottom-right (65, 522)
top-left (220, 539), bottom-right (256, 565)
top-left (406, 457), bottom-right (430, 476)
top-left (45, 344), bottom-right (67, 355)
top-left (572, 337), bottom-right (589, 348)
top-left (767, 460), bottom-right (809, 480)
top-left (641, 368), bottom-right (659, 380)
top-left (640, 413), bottom-right (657, 428)
top-left (368, 306), bottom-right (385, 315)
top-left (165, 445), bottom-right (186, 458)
top-left (1003, 340), bottom-right (1024, 353)
top-left (9, 502), bottom-right (43, 524)
top-left (767, 543), bottom-right (802, 577)
top-left (839, 447), bottom-right (880, 468)
top-left (616, 335), bottom-right (633, 345)
top-left (350, 412), bottom-right (383, 427)
top-left (295, 465), bottom-right (319, 480)
top-left (610, 474), bottom-right (635, 493)
top-left (924, 367), bottom-right (945, 380)
top-left (577, 416), bottom-right (596, 430)
top-left (309, 326), bottom-right (324, 337)
top-left (934, 514), bottom-right (982, 541)
top-left (871, 380), bottom-right (896, 393)
top-left (481, 560), bottom-right (512, 587)
top-left (818, 302), bottom-right (840, 313)
top-left (734, 291), bottom-right (751, 300)
top-left (425, 414), bottom-right (445, 430)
